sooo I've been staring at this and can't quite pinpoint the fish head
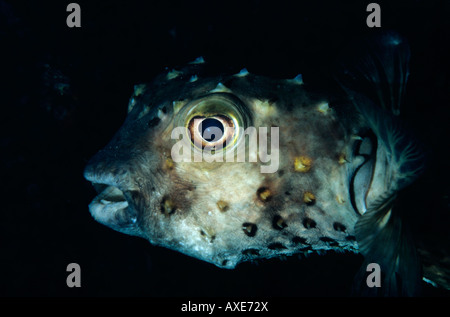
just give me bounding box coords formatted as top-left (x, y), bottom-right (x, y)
top-left (84, 64), bottom-right (371, 268)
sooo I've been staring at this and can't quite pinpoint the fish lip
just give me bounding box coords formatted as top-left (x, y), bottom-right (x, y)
top-left (84, 168), bottom-right (131, 217)
top-left (88, 186), bottom-right (129, 219)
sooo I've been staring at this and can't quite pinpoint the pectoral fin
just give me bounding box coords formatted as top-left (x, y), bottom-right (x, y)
top-left (353, 192), bottom-right (422, 296)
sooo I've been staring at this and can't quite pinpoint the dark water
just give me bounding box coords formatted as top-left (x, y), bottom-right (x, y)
top-left (1, 0), bottom-right (449, 298)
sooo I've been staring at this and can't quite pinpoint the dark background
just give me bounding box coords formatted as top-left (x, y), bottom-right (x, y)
top-left (1, 0), bottom-right (449, 297)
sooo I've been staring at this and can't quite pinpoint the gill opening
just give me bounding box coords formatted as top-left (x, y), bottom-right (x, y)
top-left (350, 130), bottom-right (378, 215)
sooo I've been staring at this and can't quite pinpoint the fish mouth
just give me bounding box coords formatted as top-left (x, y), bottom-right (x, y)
top-left (89, 184), bottom-right (129, 214)
top-left (84, 168), bottom-right (134, 224)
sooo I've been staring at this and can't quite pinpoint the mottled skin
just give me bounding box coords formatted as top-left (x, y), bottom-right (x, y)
top-left (84, 61), bottom-right (375, 269)
top-left (84, 32), bottom-right (436, 295)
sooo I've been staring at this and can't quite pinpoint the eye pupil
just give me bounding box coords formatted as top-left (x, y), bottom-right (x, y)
top-left (200, 118), bottom-right (224, 142)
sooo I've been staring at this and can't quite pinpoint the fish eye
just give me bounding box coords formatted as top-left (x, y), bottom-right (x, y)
top-left (188, 114), bottom-right (235, 149)
top-left (176, 93), bottom-right (252, 153)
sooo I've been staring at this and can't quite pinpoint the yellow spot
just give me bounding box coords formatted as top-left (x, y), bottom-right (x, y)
top-left (303, 191), bottom-right (316, 204)
top-left (164, 157), bottom-right (174, 170)
top-left (161, 198), bottom-right (176, 215)
top-left (336, 195), bottom-right (345, 204)
top-left (199, 227), bottom-right (216, 243)
top-left (275, 216), bottom-right (286, 229)
top-left (216, 200), bottom-right (229, 212)
top-left (338, 153), bottom-right (348, 165)
top-left (257, 187), bottom-right (272, 202)
top-left (317, 102), bottom-right (330, 114)
top-left (252, 99), bottom-right (277, 117)
top-left (294, 156), bottom-right (312, 172)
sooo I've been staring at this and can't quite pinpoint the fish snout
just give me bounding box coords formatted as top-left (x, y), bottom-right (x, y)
top-left (83, 150), bottom-right (144, 236)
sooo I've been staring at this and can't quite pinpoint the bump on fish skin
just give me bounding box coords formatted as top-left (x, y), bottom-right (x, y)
top-left (303, 191), bottom-right (316, 205)
top-left (160, 197), bottom-right (176, 216)
top-left (189, 56), bottom-right (205, 64)
top-left (172, 100), bottom-right (186, 114)
top-left (257, 187), bottom-right (272, 202)
top-left (319, 237), bottom-right (339, 247)
top-left (317, 102), bottom-right (331, 114)
top-left (147, 117), bottom-right (161, 128)
top-left (163, 157), bottom-right (175, 171)
top-left (199, 228), bottom-right (216, 243)
top-left (338, 153), bottom-right (348, 165)
top-left (242, 223), bottom-right (258, 237)
top-left (302, 217), bottom-right (317, 229)
top-left (336, 194), bottom-right (345, 204)
top-left (209, 82), bottom-right (232, 93)
top-left (333, 222), bottom-right (347, 232)
top-left (242, 248), bottom-right (260, 257)
top-left (166, 69), bottom-right (182, 80)
top-left (287, 74), bottom-right (303, 85)
top-left (292, 236), bottom-right (308, 245)
top-left (272, 215), bottom-right (287, 230)
top-left (216, 200), bottom-right (229, 212)
top-left (268, 242), bottom-right (287, 250)
top-left (294, 156), bottom-right (312, 172)
top-left (234, 68), bottom-right (249, 77)
top-left (128, 84), bottom-right (148, 113)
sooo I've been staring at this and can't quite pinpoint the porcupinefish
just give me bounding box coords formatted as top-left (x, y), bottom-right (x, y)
top-left (84, 32), bottom-right (425, 295)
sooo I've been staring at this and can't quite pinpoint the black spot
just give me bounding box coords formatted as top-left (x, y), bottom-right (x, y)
top-left (160, 197), bottom-right (176, 215)
top-left (285, 191), bottom-right (291, 196)
top-left (148, 117), bottom-right (161, 128)
top-left (272, 215), bottom-right (287, 230)
top-left (256, 187), bottom-right (272, 202)
top-left (161, 106), bottom-right (167, 114)
top-left (268, 242), bottom-right (287, 250)
top-left (302, 217), bottom-right (316, 229)
top-left (242, 249), bottom-right (260, 256)
top-left (200, 230), bottom-right (215, 243)
top-left (292, 236), bottom-right (308, 245)
top-left (242, 222), bottom-right (258, 237)
top-left (304, 195), bottom-right (316, 206)
top-left (319, 237), bottom-right (339, 246)
top-left (221, 259), bottom-right (229, 266)
top-left (333, 222), bottom-right (347, 232)
top-left (346, 235), bottom-right (356, 241)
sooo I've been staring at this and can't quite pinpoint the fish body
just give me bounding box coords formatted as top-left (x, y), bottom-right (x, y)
top-left (84, 32), bottom-right (425, 295)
